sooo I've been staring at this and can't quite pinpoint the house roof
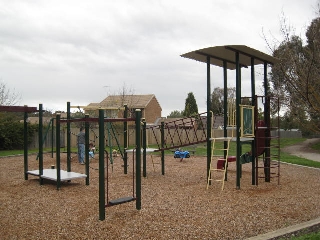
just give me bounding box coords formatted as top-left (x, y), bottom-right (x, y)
top-left (87, 94), bottom-right (161, 110)
top-left (181, 45), bottom-right (278, 70)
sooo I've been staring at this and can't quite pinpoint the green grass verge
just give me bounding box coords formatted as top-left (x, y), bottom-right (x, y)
top-left (1, 138), bottom-right (320, 169)
top-left (311, 141), bottom-right (320, 151)
top-left (279, 229), bottom-right (320, 240)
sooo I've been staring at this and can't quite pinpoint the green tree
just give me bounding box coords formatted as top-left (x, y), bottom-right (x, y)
top-left (167, 110), bottom-right (184, 118)
top-left (210, 87), bottom-right (236, 115)
top-left (0, 113), bottom-right (37, 150)
top-left (269, 14), bottom-right (320, 133)
top-left (183, 92), bottom-right (198, 117)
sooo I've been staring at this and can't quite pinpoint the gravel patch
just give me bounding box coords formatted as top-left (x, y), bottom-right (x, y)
top-left (1, 153), bottom-right (320, 239)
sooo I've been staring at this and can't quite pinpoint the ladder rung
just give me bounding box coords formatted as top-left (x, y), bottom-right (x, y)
top-left (208, 179), bottom-right (223, 182)
top-left (209, 168), bottom-right (225, 172)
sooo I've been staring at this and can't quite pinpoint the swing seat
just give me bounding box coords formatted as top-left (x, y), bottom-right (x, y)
top-left (107, 196), bottom-right (136, 206)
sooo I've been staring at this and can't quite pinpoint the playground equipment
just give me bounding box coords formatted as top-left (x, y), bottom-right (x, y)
top-left (64, 105), bottom-right (142, 220)
top-left (69, 104), bottom-right (127, 169)
top-left (174, 149), bottom-right (190, 161)
top-left (181, 45), bottom-right (280, 190)
top-left (97, 109), bottom-right (142, 220)
top-left (29, 105), bottom-right (88, 189)
top-left (0, 104), bottom-right (88, 188)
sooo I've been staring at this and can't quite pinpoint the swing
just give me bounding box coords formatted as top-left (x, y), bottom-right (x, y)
top-left (105, 150), bottom-right (136, 207)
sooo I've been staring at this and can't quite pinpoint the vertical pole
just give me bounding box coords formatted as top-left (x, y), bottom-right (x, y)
top-left (206, 56), bottom-right (212, 182)
top-left (135, 109), bottom-right (142, 210)
top-left (107, 121), bottom-right (113, 164)
top-left (24, 108), bottom-right (28, 180)
top-left (99, 109), bottom-right (105, 221)
top-left (39, 103), bottom-right (43, 185)
top-left (160, 121), bottom-right (165, 175)
top-left (223, 61), bottom-right (228, 181)
top-left (67, 102), bottom-right (71, 172)
top-left (56, 113), bottom-right (61, 190)
top-left (235, 52), bottom-right (241, 189)
top-left (255, 96), bottom-right (259, 185)
top-left (264, 62), bottom-right (271, 182)
top-left (85, 114), bottom-right (90, 185)
top-left (51, 118), bottom-right (54, 158)
top-left (123, 104), bottom-right (128, 174)
top-left (251, 57), bottom-right (256, 185)
top-left (142, 119), bottom-right (147, 178)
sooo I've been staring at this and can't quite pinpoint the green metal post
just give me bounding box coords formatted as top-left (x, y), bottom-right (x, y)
top-left (135, 109), bottom-right (142, 210)
top-left (123, 104), bottom-right (128, 174)
top-left (235, 52), bottom-right (241, 189)
top-left (142, 119), bottom-right (147, 178)
top-left (107, 121), bottom-right (113, 164)
top-left (206, 56), bottom-right (212, 183)
top-left (51, 118), bottom-right (54, 158)
top-left (251, 57), bottom-right (256, 185)
top-left (161, 121), bottom-right (165, 175)
top-left (99, 109), bottom-right (105, 221)
top-left (24, 108), bottom-right (28, 180)
top-left (56, 113), bottom-right (61, 190)
top-left (85, 114), bottom-right (90, 185)
top-left (39, 103), bottom-right (43, 185)
top-left (223, 61), bottom-right (228, 181)
top-left (264, 62), bottom-right (271, 182)
top-left (67, 102), bottom-right (71, 172)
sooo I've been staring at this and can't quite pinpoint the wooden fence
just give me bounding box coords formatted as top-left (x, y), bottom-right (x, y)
top-left (29, 128), bottom-right (302, 150)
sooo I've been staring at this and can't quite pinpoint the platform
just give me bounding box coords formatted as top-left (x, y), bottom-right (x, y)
top-left (209, 137), bottom-right (254, 142)
top-left (125, 148), bottom-right (157, 153)
top-left (27, 169), bottom-right (87, 181)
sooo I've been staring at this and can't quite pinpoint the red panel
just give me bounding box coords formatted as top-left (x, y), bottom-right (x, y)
top-left (256, 120), bottom-right (266, 156)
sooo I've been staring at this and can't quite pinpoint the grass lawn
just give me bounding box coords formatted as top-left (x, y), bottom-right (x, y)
top-left (2, 138), bottom-right (320, 169)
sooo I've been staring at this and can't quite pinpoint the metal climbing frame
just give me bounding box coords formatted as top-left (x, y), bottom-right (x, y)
top-left (147, 112), bottom-right (208, 151)
top-left (254, 95), bottom-right (280, 185)
top-left (181, 45), bottom-right (279, 189)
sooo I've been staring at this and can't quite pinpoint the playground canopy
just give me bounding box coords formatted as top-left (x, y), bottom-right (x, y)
top-left (180, 44), bottom-right (279, 190)
top-left (180, 45), bottom-right (278, 69)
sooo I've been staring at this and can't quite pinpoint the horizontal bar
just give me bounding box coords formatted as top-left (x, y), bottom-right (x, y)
top-left (59, 117), bottom-right (135, 123)
top-left (0, 105), bottom-right (38, 113)
top-left (70, 105), bottom-right (125, 110)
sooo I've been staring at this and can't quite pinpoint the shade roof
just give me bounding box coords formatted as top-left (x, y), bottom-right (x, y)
top-left (180, 45), bottom-right (278, 70)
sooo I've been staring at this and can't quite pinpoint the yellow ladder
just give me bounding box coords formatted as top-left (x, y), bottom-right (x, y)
top-left (207, 137), bottom-right (231, 190)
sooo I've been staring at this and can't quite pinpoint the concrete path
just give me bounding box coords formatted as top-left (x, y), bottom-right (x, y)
top-left (282, 138), bottom-right (320, 162)
top-left (246, 217), bottom-right (320, 240)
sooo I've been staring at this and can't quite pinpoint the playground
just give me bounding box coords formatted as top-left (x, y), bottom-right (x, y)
top-left (1, 45), bottom-right (320, 238)
top-left (1, 152), bottom-right (320, 239)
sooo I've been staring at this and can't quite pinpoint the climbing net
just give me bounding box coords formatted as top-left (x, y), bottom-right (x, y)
top-left (147, 112), bottom-right (209, 151)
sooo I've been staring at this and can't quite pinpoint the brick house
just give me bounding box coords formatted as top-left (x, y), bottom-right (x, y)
top-left (85, 94), bottom-right (162, 124)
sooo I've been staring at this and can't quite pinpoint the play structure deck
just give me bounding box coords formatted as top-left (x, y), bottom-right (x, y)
top-left (27, 169), bottom-right (87, 181)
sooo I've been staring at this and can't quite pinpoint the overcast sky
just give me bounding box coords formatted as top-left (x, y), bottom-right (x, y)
top-left (1, 0), bottom-right (318, 116)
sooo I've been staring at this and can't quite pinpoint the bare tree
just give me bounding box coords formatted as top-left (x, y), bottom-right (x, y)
top-left (0, 81), bottom-right (21, 106)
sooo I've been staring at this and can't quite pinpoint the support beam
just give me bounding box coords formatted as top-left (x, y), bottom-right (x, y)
top-left (0, 105), bottom-right (37, 113)
top-left (135, 109), bottom-right (142, 210)
top-left (235, 52), bottom-right (241, 190)
top-left (99, 109), bottom-right (105, 221)
top-left (206, 56), bottom-right (212, 184)
top-left (251, 57), bottom-right (256, 185)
